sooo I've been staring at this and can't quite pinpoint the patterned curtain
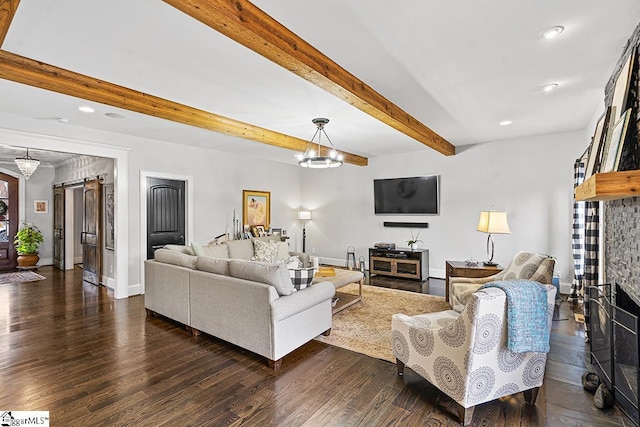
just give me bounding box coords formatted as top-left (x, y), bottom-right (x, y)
top-left (570, 158), bottom-right (599, 342)
top-left (570, 159), bottom-right (585, 301)
top-left (582, 202), bottom-right (599, 342)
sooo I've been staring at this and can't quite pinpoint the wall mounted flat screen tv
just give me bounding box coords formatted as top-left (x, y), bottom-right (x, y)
top-left (374, 175), bottom-right (439, 215)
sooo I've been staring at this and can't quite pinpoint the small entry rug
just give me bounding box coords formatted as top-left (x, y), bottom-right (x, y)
top-left (0, 271), bottom-right (46, 285)
top-left (315, 283), bottom-right (451, 362)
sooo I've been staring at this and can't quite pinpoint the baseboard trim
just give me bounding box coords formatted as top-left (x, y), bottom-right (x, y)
top-left (318, 257), bottom-right (346, 267)
top-left (430, 269), bottom-right (445, 279)
top-left (128, 283), bottom-right (142, 296)
top-left (102, 276), bottom-right (116, 290)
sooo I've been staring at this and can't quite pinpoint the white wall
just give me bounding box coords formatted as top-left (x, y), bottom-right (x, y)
top-left (300, 130), bottom-right (586, 285)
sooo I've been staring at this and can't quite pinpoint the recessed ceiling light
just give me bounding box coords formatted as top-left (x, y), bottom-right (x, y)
top-left (105, 112), bottom-right (125, 119)
top-left (499, 120), bottom-right (512, 126)
top-left (541, 26), bottom-right (564, 39)
top-left (543, 83), bottom-right (559, 92)
top-left (57, 117), bottom-right (70, 124)
top-left (78, 106), bottom-right (95, 113)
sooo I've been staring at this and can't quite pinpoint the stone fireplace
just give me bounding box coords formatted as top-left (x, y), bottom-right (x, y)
top-left (590, 282), bottom-right (639, 425)
top-left (590, 196), bottom-right (640, 425)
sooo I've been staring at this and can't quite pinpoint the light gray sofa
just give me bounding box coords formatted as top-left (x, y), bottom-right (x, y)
top-left (144, 237), bottom-right (333, 369)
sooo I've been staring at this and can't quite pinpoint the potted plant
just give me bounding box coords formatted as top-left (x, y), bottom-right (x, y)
top-left (406, 230), bottom-right (423, 250)
top-left (14, 222), bottom-right (44, 267)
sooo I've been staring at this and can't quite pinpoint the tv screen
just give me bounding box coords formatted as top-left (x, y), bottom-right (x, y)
top-left (374, 176), bottom-right (439, 215)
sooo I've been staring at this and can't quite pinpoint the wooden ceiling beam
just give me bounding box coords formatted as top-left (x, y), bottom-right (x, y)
top-left (0, 0), bottom-right (20, 47)
top-left (163, 0), bottom-right (455, 156)
top-left (0, 50), bottom-right (368, 166)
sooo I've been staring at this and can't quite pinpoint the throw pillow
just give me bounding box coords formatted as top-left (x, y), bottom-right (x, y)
top-left (289, 267), bottom-right (315, 290)
top-left (191, 242), bottom-right (205, 257)
top-left (155, 249), bottom-right (198, 269)
top-left (253, 239), bottom-right (279, 263)
top-left (229, 260), bottom-right (295, 296)
top-left (276, 241), bottom-right (290, 259)
top-left (286, 255), bottom-right (302, 269)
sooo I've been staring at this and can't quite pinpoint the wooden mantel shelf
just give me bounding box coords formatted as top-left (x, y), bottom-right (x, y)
top-left (575, 170), bottom-right (640, 201)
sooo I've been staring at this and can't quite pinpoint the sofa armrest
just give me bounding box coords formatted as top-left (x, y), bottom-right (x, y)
top-left (289, 251), bottom-right (310, 268)
top-left (270, 281), bottom-right (335, 322)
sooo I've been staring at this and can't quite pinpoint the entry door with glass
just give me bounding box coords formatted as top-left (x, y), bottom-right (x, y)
top-left (0, 173), bottom-right (18, 271)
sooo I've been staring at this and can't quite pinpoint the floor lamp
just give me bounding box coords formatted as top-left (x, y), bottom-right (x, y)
top-left (477, 210), bottom-right (511, 266)
top-left (298, 210), bottom-right (311, 253)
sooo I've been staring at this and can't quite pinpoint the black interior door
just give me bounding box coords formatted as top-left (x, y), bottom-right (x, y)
top-left (147, 177), bottom-right (185, 259)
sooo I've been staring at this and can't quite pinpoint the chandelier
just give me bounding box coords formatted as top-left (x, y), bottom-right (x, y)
top-left (15, 148), bottom-right (40, 180)
top-left (297, 118), bottom-right (343, 168)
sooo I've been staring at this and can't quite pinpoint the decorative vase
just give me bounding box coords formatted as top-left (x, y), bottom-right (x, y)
top-left (410, 243), bottom-right (418, 250)
top-left (17, 253), bottom-right (39, 268)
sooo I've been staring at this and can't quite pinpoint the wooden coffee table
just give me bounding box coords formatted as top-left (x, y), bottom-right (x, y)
top-left (312, 268), bottom-right (364, 314)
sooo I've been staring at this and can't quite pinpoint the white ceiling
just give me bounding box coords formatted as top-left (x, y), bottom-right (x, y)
top-left (0, 0), bottom-right (639, 165)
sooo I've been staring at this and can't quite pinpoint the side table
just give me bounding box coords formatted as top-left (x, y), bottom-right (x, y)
top-left (445, 261), bottom-right (503, 302)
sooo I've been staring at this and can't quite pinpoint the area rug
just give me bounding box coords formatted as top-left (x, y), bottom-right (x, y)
top-left (0, 270), bottom-right (46, 285)
top-left (315, 283), bottom-right (451, 362)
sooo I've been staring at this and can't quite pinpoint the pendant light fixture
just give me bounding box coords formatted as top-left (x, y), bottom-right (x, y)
top-left (15, 148), bottom-right (40, 180)
top-left (297, 118), bottom-right (343, 168)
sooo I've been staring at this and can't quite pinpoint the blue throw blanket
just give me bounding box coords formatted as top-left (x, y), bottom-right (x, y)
top-left (481, 280), bottom-right (550, 353)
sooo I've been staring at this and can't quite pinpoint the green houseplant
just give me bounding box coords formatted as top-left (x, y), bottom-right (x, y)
top-left (406, 230), bottom-right (423, 250)
top-left (14, 222), bottom-right (44, 267)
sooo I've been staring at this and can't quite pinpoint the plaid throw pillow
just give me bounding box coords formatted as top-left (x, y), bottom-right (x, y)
top-left (288, 267), bottom-right (315, 290)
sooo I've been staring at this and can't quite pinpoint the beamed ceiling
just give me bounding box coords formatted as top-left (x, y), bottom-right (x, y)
top-left (0, 0), bottom-right (639, 166)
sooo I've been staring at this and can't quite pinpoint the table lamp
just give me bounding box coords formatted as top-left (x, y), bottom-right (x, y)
top-left (477, 210), bottom-right (510, 266)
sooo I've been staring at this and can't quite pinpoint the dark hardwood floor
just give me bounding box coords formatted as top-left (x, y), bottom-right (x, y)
top-left (0, 266), bottom-right (631, 426)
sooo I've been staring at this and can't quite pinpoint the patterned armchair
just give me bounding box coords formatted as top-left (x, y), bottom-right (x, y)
top-left (449, 252), bottom-right (555, 311)
top-left (392, 285), bottom-right (556, 426)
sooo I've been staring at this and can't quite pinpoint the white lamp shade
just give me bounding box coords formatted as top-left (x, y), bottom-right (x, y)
top-left (477, 211), bottom-right (511, 234)
top-left (298, 210), bottom-right (312, 220)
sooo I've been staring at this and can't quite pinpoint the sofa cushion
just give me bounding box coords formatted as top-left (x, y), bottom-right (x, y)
top-left (191, 242), bottom-right (205, 256)
top-left (196, 257), bottom-right (230, 276)
top-left (202, 243), bottom-right (229, 259)
top-left (289, 267), bottom-right (315, 290)
top-left (253, 239), bottom-right (279, 263)
top-left (227, 239), bottom-right (254, 260)
top-left (163, 244), bottom-right (194, 256)
top-left (229, 260), bottom-right (295, 296)
top-left (154, 248), bottom-right (197, 269)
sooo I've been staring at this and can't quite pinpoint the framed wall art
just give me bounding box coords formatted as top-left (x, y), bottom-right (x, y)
top-left (242, 190), bottom-right (270, 228)
top-left (601, 108), bottom-right (632, 173)
top-left (609, 48), bottom-right (635, 124)
top-left (34, 200), bottom-right (48, 214)
top-left (584, 107), bottom-right (613, 178)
